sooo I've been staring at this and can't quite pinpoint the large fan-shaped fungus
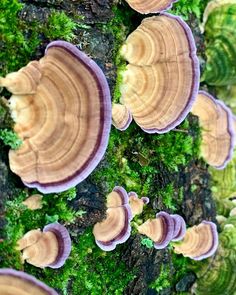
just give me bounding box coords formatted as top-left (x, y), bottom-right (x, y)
top-left (93, 186), bottom-right (132, 251)
top-left (0, 268), bottom-right (58, 294)
top-left (17, 223), bottom-right (71, 268)
top-left (173, 221), bottom-right (218, 260)
top-left (119, 13), bottom-right (199, 133)
top-left (191, 91), bottom-right (234, 169)
top-left (124, 0), bottom-right (178, 14)
top-left (0, 41), bottom-right (111, 193)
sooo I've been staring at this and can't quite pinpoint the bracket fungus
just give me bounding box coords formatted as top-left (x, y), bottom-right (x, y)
top-left (171, 214), bottom-right (186, 242)
top-left (124, 0), bottom-right (178, 14)
top-left (93, 186), bottom-right (132, 251)
top-left (0, 268), bottom-right (58, 294)
top-left (137, 211), bottom-right (175, 249)
top-left (17, 223), bottom-right (71, 268)
top-left (191, 91), bottom-right (234, 169)
top-left (128, 191), bottom-right (149, 217)
top-left (112, 103), bottom-right (132, 131)
top-left (173, 221), bottom-right (218, 260)
top-left (0, 40), bottom-right (111, 193)
top-left (119, 13), bottom-right (199, 133)
top-left (22, 194), bottom-right (43, 210)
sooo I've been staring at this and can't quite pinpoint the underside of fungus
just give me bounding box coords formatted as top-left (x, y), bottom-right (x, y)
top-left (17, 223), bottom-right (71, 268)
top-left (119, 13), bottom-right (199, 133)
top-left (173, 221), bottom-right (218, 260)
top-left (93, 186), bottom-right (132, 251)
top-left (0, 41), bottom-right (111, 193)
top-left (125, 0), bottom-right (178, 14)
top-left (191, 91), bottom-right (234, 169)
top-left (0, 268), bottom-right (58, 295)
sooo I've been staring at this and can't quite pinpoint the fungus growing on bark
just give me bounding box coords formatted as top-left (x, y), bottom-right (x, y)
top-left (191, 91), bottom-right (234, 169)
top-left (93, 186), bottom-right (132, 251)
top-left (17, 223), bottom-right (71, 268)
top-left (128, 191), bottom-right (149, 217)
top-left (0, 41), bottom-right (111, 193)
top-left (0, 268), bottom-right (58, 294)
top-left (124, 0), bottom-right (177, 14)
top-left (119, 13), bottom-right (199, 133)
top-left (173, 221), bottom-right (218, 260)
top-left (22, 194), bottom-right (43, 210)
top-left (112, 103), bottom-right (132, 131)
top-left (171, 214), bottom-right (186, 241)
top-left (137, 211), bottom-right (174, 249)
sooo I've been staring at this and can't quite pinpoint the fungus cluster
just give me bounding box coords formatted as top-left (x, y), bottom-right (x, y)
top-left (0, 268), bottom-right (58, 294)
top-left (173, 221), bottom-right (218, 260)
top-left (17, 223), bottom-right (71, 268)
top-left (117, 13), bottom-right (199, 133)
top-left (125, 0), bottom-right (178, 14)
top-left (191, 91), bottom-right (234, 169)
top-left (0, 41), bottom-right (111, 193)
top-left (137, 212), bottom-right (186, 249)
top-left (93, 186), bottom-right (132, 251)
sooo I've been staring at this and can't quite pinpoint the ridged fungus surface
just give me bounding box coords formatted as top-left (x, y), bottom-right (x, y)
top-left (0, 41), bottom-right (111, 193)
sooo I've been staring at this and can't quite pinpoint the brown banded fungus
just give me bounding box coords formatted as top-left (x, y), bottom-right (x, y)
top-left (120, 13), bottom-right (199, 133)
top-left (17, 223), bottom-right (71, 268)
top-left (22, 194), bottom-right (43, 210)
top-left (125, 0), bottom-right (178, 14)
top-left (93, 186), bottom-right (132, 251)
top-left (173, 221), bottom-right (218, 260)
top-left (128, 191), bottom-right (149, 217)
top-left (112, 103), bottom-right (132, 131)
top-left (0, 41), bottom-right (111, 193)
top-left (0, 268), bottom-right (58, 294)
top-left (137, 211), bottom-right (174, 249)
top-left (191, 91), bottom-right (234, 169)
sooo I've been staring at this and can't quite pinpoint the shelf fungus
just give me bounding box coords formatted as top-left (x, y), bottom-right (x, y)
top-left (93, 186), bottom-right (132, 251)
top-left (0, 268), bottom-right (58, 294)
top-left (17, 223), bottom-right (71, 268)
top-left (202, 0), bottom-right (236, 86)
top-left (124, 0), bottom-right (178, 14)
top-left (128, 191), bottom-right (149, 217)
top-left (112, 103), bottom-right (132, 131)
top-left (137, 211), bottom-right (175, 249)
top-left (171, 214), bottom-right (186, 242)
top-left (191, 91), bottom-right (234, 169)
top-left (119, 13), bottom-right (199, 133)
top-left (173, 221), bottom-right (218, 260)
top-left (22, 194), bottom-right (43, 210)
top-left (0, 40), bottom-right (111, 193)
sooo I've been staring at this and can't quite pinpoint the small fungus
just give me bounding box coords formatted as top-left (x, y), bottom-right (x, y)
top-left (125, 0), bottom-right (178, 14)
top-left (191, 91), bottom-right (234, 169)
top-left (112, 103), bottom-right (132, 131)
top-left (0, 40), bottom-right (111, 193)
top-left (93, 186), bottom-right (132, 251)
top-left (128, 191), bottom-right (149, 217)
top-left (119, 14), bottom-right (199, 133)
top-left (173, 221), bottom-right (218, 260)
top-left (17, 223), bottom-right (71, 268)
top-left (171, 214), bottom-right (186, 242)
top-left (137, 211), bottom-right (174, 249)
top-left (22, 194), bottom-right (43, 210)
top-left (0, 268), bottom-right (58, 294)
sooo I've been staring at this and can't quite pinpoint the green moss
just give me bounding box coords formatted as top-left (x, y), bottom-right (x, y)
top-left (0, 128), bottom-right (22, 149)
top-left (169, 0), bottom-right (210, 20)
top-left (92, 117), bottom-right (200, 199)
top-left (43, 11), bottom-right (77, 42)
top-left (24, 228), bottom-right (135, 295)
top-left (158, 183), bottom-right (177, 211)
top-left (141, 238), bottom-right (154, 249)
top-left (150, 264), bottom-right (171, 292)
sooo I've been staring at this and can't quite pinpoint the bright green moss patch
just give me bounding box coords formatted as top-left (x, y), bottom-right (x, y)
top-left (1, 0), bottom-right (78, 75)
top-left (92, 117), bottom-right (200, 199)
top-left (150, 264), bottom-right (171, 293)
top-left (0, 129), bottom-right (22, 149)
